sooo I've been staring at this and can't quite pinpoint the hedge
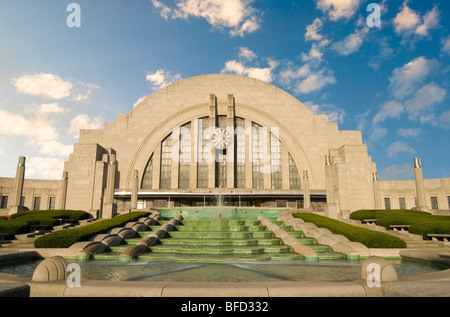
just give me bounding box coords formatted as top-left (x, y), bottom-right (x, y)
top-left (0, 210), bottom-right (91, 238)
top-left (33, 212), bottom-right (150, 248)
top-left (0, 219), bottom-right (30, 237)
top-left (10, 210), bottom-right (89, 221)
top-left (293, 213), bottom-right (407, 248)
top-left (350, 209), bottom-right (450, 239)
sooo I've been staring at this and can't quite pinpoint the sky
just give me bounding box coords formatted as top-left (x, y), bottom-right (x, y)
top-left (0, 0), bottom-right (449, 182)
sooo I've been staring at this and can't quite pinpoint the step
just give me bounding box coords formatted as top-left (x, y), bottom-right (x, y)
top-left (166, 231), bottom-right (274, 239)
top-left (174, 225), bottom-right (266, 232)
top-left (309, 244), bottom-right (332, 253)
top-left (149, 245), bottom-right (266, 255)
top-left (137, 253), bottom-right (273, 263)
top-left (317, 251), bottom-right (347, 261)
top-left (160, 239), bottom-right (259, 247)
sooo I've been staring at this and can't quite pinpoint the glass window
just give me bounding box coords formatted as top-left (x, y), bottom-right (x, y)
top-left (137, 200), bottom-right (146, 209)
top-left (216, 116), bottom-right (228, 188)
top-left (399, 197), bottom-right (406, 210)
top-left (0, 196), bottom-right (8, 209)
top-left (431, 196), bottom-right (438, 210)
top-left (289, 153), bottom-right (300, 190)
top-left (235, 118), bottom-right (245, 188)
top-left (33, 197), bottom-right (41, 210)
top-left (384, 197), bottom-right (391, 210)
top-left (49, 197), bottom-right (56, 210)
top-left (178, 122), bottom-right (191, 189)
top-left (197, 117), bottom-right (210, 188)
top-left (160, 133), bottom-right (173, 189)
top-left (270, 133), bottom-right (282, 189)
top-left (252, 122), bottom-right (265, 189)
top-left (141, 155), bottom-right (153, 189)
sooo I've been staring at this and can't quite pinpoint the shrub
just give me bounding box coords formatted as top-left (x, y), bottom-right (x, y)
top-left (349, 209), bottom-right (450, 239)
top-left (10, 210), bottom-right (89, 221)
top-left (350, 209), bottom-right (431, 222)
top-left (34, 212), bottom-right (150, 248)
top-left (0, 219), bottom-right (31, 237)
top-left (293, 213), bottom-right (407, 248)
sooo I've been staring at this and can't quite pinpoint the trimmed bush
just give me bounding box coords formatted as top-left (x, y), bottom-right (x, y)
top-left (0, 210), bottom-right (91, 237)
top-left (10, 210), bottom-right (89, 221)
top-left (350, 209), bottom-right (430, 222)
top-left (34, 212), bottom-right (150, 248)
top-left (293, 213), bottom-right (407, 248)
top-left (0, 219), bottom-right (31, 237)
top-left (350, 209), bottom-right (450, 239)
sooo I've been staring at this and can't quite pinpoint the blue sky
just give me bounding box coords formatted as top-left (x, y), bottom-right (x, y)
top-left (0, 0), bottom-right (449, 181)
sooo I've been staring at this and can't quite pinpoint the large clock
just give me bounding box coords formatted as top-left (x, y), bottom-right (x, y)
top-left (211, 128), bottom-right (232, 149)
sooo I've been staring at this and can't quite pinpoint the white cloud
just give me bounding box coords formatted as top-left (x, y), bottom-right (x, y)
top-left (151, 0), bottom-right (261, 37)
top-left (72, 83), bottom-right (100, 102)
top-left (0, 108), bottom-right (72, 159)
top-left (305, 18), bottom-right (324, 41)
top-left (379, 163), bottom-right (414, 181)
top-left (296, 71), bottom-right (336, 94)
top-left (437, 110), bottom-right (450, 130)
top-left (393, 1), bottom-right (420, 33)
top-left (301, 44), bottom-right (324, 62)
top-left (389, 56), bottom-right (435, 100)
top-left (11, 73), bottom-right (73, 99)
top-left (26, 157), bottom-right (66, 180)
top-left (146, 69), bottom-right (182, 90)
top-left (394, 2), bottom-right (440, 37)
top-left (38, 103), bottom-right (66, 114)
top-left (332, 27), bottom-right (369, 56)
top-left (404, 82), bottom-right (447, 119)
top-left (222, 59), bottom-right (278, 83)
top-left (441, 36), bottom-right (450, 55)
top-left (398, 128), bottom-right (422, 138)
top-left (316, 0), bottom-right (361, 21)
top-left (0, 108), bottom-right (57, 141)
top-left (239, 47), bottom-right (257, 60)
top-left (369, 126), bottom-right (387, 142)
top-left (303, 101), bottom-right (345, 123)
top-left (415, 6), bottom-right (440, 37)
top-left (372, 100), bottom-right (404, 124)
top-left (386, 141), bottom-right (415, 158)
top-left (133, 96), bottom-right (147, 108)
top-left (69, 114), bottom-right (103, 137)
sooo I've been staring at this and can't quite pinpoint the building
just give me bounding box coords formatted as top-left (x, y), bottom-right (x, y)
top-left (1, 74), bottom-right (449, 218)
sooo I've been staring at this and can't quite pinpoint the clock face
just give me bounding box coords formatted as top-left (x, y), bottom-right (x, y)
top-left (211, 128), bottom-right (231, 149)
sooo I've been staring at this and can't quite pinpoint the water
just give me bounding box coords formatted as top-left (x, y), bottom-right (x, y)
top-left (0, 258), bottom-right (446, 282)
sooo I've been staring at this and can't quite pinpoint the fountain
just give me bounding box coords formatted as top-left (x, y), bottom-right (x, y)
top-left (215, 187), bottom-right (225, 219)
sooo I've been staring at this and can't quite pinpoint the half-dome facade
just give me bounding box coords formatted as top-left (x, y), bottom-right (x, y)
top-left (64, 74), bottom-right (377, 217)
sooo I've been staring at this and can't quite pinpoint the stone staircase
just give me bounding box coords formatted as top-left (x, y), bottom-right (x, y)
top-left (97, 218), bottom-right (346, 263)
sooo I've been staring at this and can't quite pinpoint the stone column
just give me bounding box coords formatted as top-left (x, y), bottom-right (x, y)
top-left (303, 170), bottom-right (311, 210)
top-left (103, 154), bottom-right (117, 219)
top-left (208, 94), bottom-right (217, 188)
top-left (226, 94), bottom-right (235, 189)
top-left (131, 169), bottom-right (139, 210)
top-left (324, 155), bottom-right (339, 218)
top-left (58, 171), bottom-right (69, 210)
top-left (9, 156), bottom-right (27, 215)
top-left (414, 158), bottom-right (428, 211)
top-left (372, 172), bottom-right (381, 209)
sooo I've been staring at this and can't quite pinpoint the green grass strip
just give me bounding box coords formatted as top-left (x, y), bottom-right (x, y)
top-left (34, 212), bottom-right (150, 248)
top-left (293, 213), bottom-right (407, 248)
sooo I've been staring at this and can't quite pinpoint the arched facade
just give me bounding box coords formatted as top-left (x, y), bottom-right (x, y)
top-left (62, 74), bottom-right (378, 218)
